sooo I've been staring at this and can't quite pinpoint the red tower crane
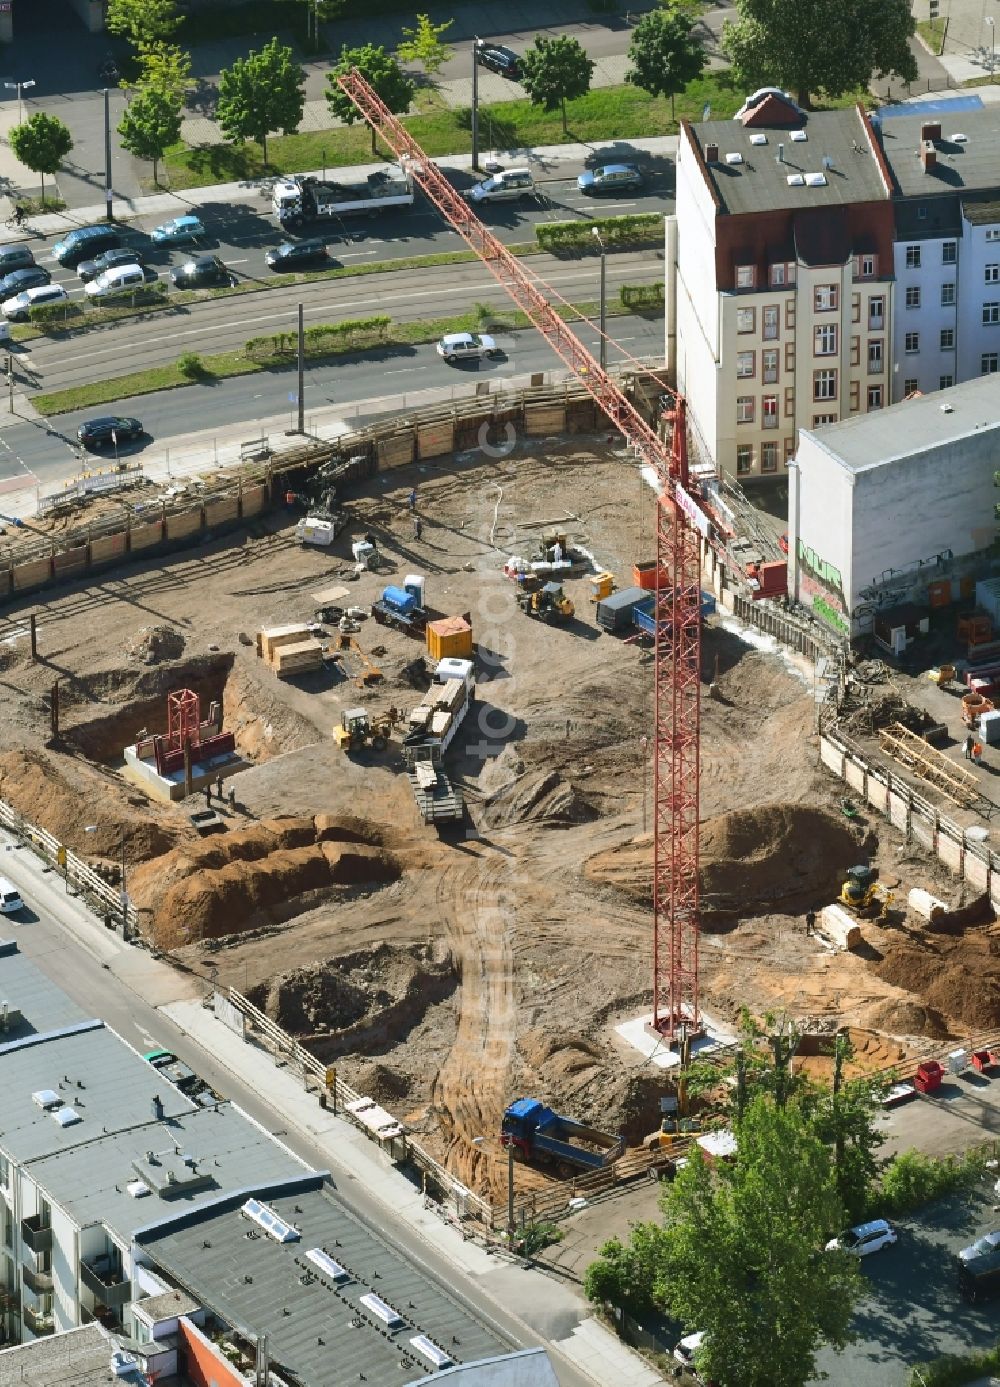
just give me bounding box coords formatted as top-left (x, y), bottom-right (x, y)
top-left (336, 70), bottom-right (709, 1038)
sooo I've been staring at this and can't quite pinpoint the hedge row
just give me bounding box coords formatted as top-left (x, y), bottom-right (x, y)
top-left (536, 213), bottom-right (663, 253)
top-left (245, 315), bottom-right (392, 362)
top-left (620, 282), bottom-right (665, 310)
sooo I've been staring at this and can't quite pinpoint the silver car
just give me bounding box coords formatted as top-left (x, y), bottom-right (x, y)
top-left (436, 332), bottom-right (500, 363)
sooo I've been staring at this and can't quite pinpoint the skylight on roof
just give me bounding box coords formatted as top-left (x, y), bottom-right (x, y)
top-left (749, 133), bottom-right (767, 146)
top-left (410, 1337), bottom-right (453, 1369)
top-left (360, 1294), bottom-right (404, 1329)
top-left (786, 174), bottom-right (806, 186)
top-left (952, 133), bottom-right (968, 142)
top-left (240, 1198), bottom-right (300, 1244)
top-left (32, 1089), bottom-right (60, 1110)
top-left (725, 152), bottom-right (743, 165)
top-left (54, 1107), bottom-right (81, 1127)
top-left (790, 129), bottom-right (807, 142)
top-left (805, 172), bottom-right (828, 187)
top-left (306, 1247), bottom-right (349, 1283)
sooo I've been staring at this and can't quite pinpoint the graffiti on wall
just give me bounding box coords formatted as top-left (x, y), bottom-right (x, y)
top-left (797, 539), bottom-right (849, 632)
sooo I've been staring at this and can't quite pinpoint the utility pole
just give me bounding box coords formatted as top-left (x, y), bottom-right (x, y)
top-left (297, 302), bottom-right (305, 433)
top-left (471, 39), bottom-right (481, 173)
top-left (120, 826), bottom-right (129, 939)
top-left (6, 352), bottom-right (12, 413)
top-left (104, 86), bottom-right (113, 221)
top-left (506, 1141), bottom-right (515, 1244)
top-left (592, 227), bottom-right (607, 369)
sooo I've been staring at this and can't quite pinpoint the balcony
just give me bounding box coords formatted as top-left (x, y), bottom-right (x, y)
top-left (80, 1257), bottom-right (131, 1310)
top-left (22, 1265), bottom-right (53, 1296)
top-left (23, 1304), bottom-right (54, 1336)
top-left (20, 1217), bottom-right (52, 1254)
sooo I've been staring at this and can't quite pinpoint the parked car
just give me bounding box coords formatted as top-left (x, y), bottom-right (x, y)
top-left (85, 264), bottom-right (154, 301)
top-left (77, 415), bottom-right (145, 449)
top-left (51, 224), bottom-right (121, 267)
top-left (475, 43), bottom-right (521, 78)
top-left (577, 162), bottom-right (644, 195)
top-left (0, 266), bottom-right (51, 299)
top-left (171, 254), bottom-right (233, 288)
top-left (960, 1245), bottom-right (1000, 1302)
top-left (436, 331), bottom-right (500, 364)
top-left (959, 1229), bottom-right (1000, 1262)
top-left (151, 214), bottom-right (205, 245)
top-left (0, 875), bottom-right (24, 914)
top-left (0, 243), bottom-right (35, 275)
top-left (466, 168), bottom-right (535, 204)
top-left (77, 247), bottom-right (146, 283)
top-left (2, 283), bottom-right (68, 321)
top-left (265, 239), bottom-right (329, 271)
top-left (825, 1218), bottom-right (897, 1257)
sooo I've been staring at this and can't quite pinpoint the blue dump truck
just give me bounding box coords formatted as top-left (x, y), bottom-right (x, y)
top-left (500, 1098), bottom-right (625, 1176)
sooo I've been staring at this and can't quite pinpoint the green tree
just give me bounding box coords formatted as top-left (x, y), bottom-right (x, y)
top-left (626, 5), bottom-right (706, 121)
top-left (519, 35), bottom-right (595, 134)
top-left (583, 1227), bottom-right (665, 1322)
top-left (134, 41), bottom-right (192, 104)
top-left (118, 86), bottom-right (182, 184)
top-left (722, 0), bottom-right (917, 109)
top-left (106, 0), bottom-right (181, 47)
top-left (808, 1034), bottom-right (889, 1224)
top-left (217, 37), bottom-right (306, 167)
top-left (326, 45), bottom-right (415, 155)
top-left (657, 1097), bottom-right (859, 1387)
top-left (397, 14), bottom-right (455, 77)
top-left (9, 112), bottom-right (73, 207)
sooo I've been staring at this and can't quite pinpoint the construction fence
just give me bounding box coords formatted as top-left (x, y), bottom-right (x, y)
top-left (0, 375), bottom-right (661, 606)
top-left (820, 724), bottom-right (1000, 913)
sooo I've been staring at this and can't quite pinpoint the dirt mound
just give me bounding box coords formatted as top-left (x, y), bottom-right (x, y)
top-left (223, 662), bottom-right (319, 762)
top-left (585, 804), bottom-right (870, 916)
top-left (858, 998), bottom-right (952, 1041)
top-left (352, 1061), bottom-right (413, 1105)
top-left (125, 625), bottom-right (185, 664)
top-left (875, 934), bottom-right (1000, 1031)
top-left (479, 746), bottom-right (596, 827)
top-left (518, 1029), bottom-right (605, 1090)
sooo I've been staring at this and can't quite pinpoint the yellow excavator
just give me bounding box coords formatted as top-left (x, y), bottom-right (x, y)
top-left (333, 707), bottom-right (399, 754)
top-left (839, 864), bottom-right (893, 922)
top-left (517, 582), bottom-right (575, 624)
top-left (643, 1031), bottom-right (702, 1161)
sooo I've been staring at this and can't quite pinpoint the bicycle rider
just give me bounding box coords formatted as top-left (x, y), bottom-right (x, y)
top-left (11, 205), bottom-right (25, 228)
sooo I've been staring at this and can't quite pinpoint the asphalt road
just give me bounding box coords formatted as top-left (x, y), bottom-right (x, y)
top-left (1, 310), bottom-right (664, 483)
top-left (2, 838), bottom-right (597, 1387)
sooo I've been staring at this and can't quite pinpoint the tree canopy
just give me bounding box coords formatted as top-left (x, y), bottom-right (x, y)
top-left (722, 0), bottom-right (917, 109)
top-left (118, 86), bottom-right (182, 184)
top-left (106, 0), bottom-right (182, 48)
top-left (326, 45), bottom-right (415, 154)
top-left (519, 35), bottom-right (595, 133)
top-left (626, 5), bottom-right (706, 120)
top-left (217, 37), bottom-right (306, 166)
top-left (397, 14), bottom-right (455, 77)
top-left (9, 112), bottom-right (73, 205)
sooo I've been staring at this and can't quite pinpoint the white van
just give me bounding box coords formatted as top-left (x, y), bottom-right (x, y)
top-left (467, 168), bottom-right (535, 204)
top-left (85, 264), bottom-right (148, 301)
top-left (0, 876), bottom-right (24, 914)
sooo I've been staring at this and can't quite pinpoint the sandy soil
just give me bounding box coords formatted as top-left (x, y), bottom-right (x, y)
top-left (0, 437), bottom-right (990, 1202)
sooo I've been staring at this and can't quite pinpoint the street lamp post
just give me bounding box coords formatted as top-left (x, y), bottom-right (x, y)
top-left (471, 38), bottom-right (482, 173)
top-left (104, 86), bottom-right (114, 221)
top-left (988, 17), bottom-right (997, 78)
top-left (4, 79), bottom-right (35, 127)
top-left (592, 227), bottom-right (607, 370)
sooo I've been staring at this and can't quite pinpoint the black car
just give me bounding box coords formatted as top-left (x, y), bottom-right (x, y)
top-left (77, 247), bottom-right (146, 283)
top-left (475, 43), bottom-right (521, 78)
top-left (77, 415), bottom-right (145, 450)
top-left (171, 254), bottom-right (233, 288)
top-left (265, 239), bottom-right (329, 271)
top-left (0, 266), bottom-right (51, 299)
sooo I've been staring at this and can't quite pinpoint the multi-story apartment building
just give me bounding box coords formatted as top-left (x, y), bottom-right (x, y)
top-left (880, 105), bottom-right (1000, 398)
top-left (671, 89), bottom-right (896, 481)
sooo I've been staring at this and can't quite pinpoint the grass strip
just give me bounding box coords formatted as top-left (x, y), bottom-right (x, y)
top-left (32, 291), bottom-right (659, 416)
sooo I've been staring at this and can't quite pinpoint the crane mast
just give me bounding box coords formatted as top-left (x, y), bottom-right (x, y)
top-left (336, 69), bottom-right (705, 1038)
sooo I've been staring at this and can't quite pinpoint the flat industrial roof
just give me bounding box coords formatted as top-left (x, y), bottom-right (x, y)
top-left (875, 102), bottom-right (1000, 197)
top-left (0, 942), bottom-right (90, 1039)
top-left (0, 1325), bottom-right (142, 1387)
top-left (802, 375), bottom-right (1000, 473)
top-left (690, 107), bottom-right (887, 217)
top-left (138, 1186), bottom-right (510, 1387)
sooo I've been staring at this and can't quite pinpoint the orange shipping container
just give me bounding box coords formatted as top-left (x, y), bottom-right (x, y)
top-left (426, 616), bottom-right (473, 662)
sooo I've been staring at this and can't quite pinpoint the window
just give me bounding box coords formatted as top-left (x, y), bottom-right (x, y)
top-left (762, 348), bottom-right (779, 384)
top-left (814, 285), bottom-right (838, 312)
top-left (941, 282), bottom-right (955, 306)
top-left (769, 263), bottom-right (786, 287)
top-left (784, 386), bottom-right (795, 417)
top-left (762, 395), bottom-right (778, 429)
top-left (942, 240), bottom-right (957, 262)
top-left (984, 303), bottom-right (1000, 324)
top-left (849, 381), bottom-right (860, 412)
top-left (867, 385), bottom-right (883, 409)
top-left (814, 324), bottom-right (837, 355)
top-left (905, 331), bottom-right (920, 353)
top-left (905, 285), bottom-right (921, 309)
top-left (869, 296), bottom-right (885, 330)
top-left (736, 307), bottom-right (755, 334)
top-left (939, 374), bottom-right (954, 389)
top-left (905, 245), bottom-right (921, 268)
top-left (987, 265), bottom-right (1000, 283)
top-left (784, 438), bottom-right (795, 462)
top-left (917, 205), bottom-right (927, 221)
top-left (736, 264), bottom-right (755, 289)
top-left (736, 396), bottom-right (755, 423)
top-left (903, 378), bottom-right (919, 394)
top-left (987, 229), bottom-right (1000, 243)
top-left (940, 327), bottom-right (955, 350)
top-left (813, 369), bottom-right (837, 401)
top-left (982, 352), bottom-right (999, 374)
top-left (868, 339), bottom-right (883, 373)
top-left (761, 442), bottom-right (778, 472)
top-left (850, 335), bottom-right (861, 367)
top-left (763, 305), bottom-right (779, 340)
top-left (858, 253), bottom-right (877, 278)
top-left (736, 444), bottom-right (753, 475)
top-left (812, 413), bottom-right (837, 427)
top-left (736, 350), bottom-right (755, 378)
top-left (785, 341), bottom-right (795, 372)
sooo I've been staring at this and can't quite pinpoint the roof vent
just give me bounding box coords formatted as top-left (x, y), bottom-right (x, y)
top-left (241, 1197), bottom-right (300, 1244)
top-left (724, 151), bottom-right (743, 165)
top-left (126, 1180), bottom-right (150, 1199)
top-left (110, 1353), bottom-right (138, 1379)
top-left (749, 133), bottom-right (767, 146)
top-left (940, 402), bottom-right (954, 413)
top-left (786, 173), bottom-right (806, 187)
top-left (805, 172), bottom-right (828, 187)
top-left (790, 129), bottom-right (807, 142)
top-left (360, 1293), bottom-right (404, 1329)
top-left (32, 1089), bottom-right (61, 1111)
top-left (951, 132), bottom-right (968, 143)
top-left (704, 142), bottom-right (719, 163)
top-left (821, 155), bottom-right (834, 170)
top-left (54, 1106), bottom-right (81, 1127)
